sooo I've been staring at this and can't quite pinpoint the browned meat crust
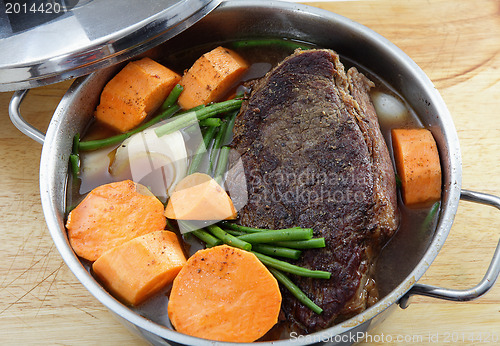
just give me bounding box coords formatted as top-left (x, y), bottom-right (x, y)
top-left (229, 49), bottom-right (399, 333)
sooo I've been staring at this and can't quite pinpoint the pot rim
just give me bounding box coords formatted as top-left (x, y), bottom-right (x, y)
top-left (39, 1), bottom-right (462, 345)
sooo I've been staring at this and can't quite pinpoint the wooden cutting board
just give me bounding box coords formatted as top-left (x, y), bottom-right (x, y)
top-left (0, 0), bottom-right (498, 344)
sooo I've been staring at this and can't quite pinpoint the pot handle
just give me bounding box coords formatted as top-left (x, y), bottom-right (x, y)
top-left (9, 89), bottom-right (45, 145)
top-left (399, 189), bottom-right (500, 308)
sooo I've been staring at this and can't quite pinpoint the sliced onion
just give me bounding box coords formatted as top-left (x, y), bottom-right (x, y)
top-left (110, 129), bottom-right (188, 201)
top-left (371, 91), bottom-right (409, 125)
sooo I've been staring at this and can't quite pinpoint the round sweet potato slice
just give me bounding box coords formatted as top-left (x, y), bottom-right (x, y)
top-left (168, 245), bottom-right (281, 342)
top-left (66, 180), bottom-right (166, 261)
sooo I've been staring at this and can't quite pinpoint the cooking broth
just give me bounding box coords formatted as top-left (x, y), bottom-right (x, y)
top-left (66, 39), bottom-right (440, 339)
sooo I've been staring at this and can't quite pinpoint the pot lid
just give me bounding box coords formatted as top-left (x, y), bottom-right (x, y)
top-left (0, 0), bottom-right (221, 92)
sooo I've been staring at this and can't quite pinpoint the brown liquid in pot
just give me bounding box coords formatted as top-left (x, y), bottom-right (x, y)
top-left (66, 39), bottom-right (440, 340)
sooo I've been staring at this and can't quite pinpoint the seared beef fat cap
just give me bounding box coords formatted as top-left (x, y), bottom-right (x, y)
top-left (229, 49), bottom-right (399, 333)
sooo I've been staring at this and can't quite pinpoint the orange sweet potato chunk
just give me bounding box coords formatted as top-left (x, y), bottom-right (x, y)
top-left (164, 173), bottom-right (237, 220)
top-left (93, 231), bottom-right (186, 306)
top-left (95, 57), bottom-right (181, 133)
top-left (168, 245), bottom-right (281, 342)
top-left (392, 128), bottom-right (442, 206)
top-left (177, 46), bottom-right (248, 109)
top-left (66, 180), bottom-right (166, 261)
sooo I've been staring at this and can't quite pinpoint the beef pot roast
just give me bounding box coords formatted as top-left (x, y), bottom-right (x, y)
top-left (228, 49), bottom-right (399, 333)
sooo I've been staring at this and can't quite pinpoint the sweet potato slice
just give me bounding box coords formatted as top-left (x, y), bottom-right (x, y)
top-left (66, 180), bottom-right (166, 261)
top-left (164, 173), bottom-right (237, 220)
top-left (95, 57), bottom-right (181, 133)
top-left (177, 46), bottom-right (248, 109)
top-left (168, 245), bottom-right (281, 342)
top-left (392, 128), bottom-right (442, 206)
top-left (92, 230), bottom-right (186, 306)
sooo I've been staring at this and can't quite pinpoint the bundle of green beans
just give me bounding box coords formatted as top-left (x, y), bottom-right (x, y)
top-left (186, 108), bottom-right (238, 178)
top-left (69, 84), bottom-right (243, 178)
top-left (189, 222), bottom-right (328, 314)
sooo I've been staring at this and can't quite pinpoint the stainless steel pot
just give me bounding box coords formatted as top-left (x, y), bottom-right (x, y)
top-left (8, 1), bottom-right (500, 345)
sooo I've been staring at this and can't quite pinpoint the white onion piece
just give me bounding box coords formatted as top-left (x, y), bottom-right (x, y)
top-left (79, 148), bottom-right (114, 194)
top-left (371, 91), bottom-right (409, 125)
top-left (110, 129), bottom-right (187, 201)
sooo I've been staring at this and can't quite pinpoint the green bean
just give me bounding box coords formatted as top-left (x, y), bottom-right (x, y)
top-left (209, 121), bottom-right (228, 174)
top-left (251, 251), bottom-right (331, 279)
top-left (215, 119), bottom-right (230, 149)
top-left (79, 104), bottom-right (180, 151)
top-left (209, 109), bottom-right (238, 170)
top-left (223, 229), bottom-right (246, 237)
top-left (207, 225), bottom-right (252, 251)
top-left (272, 238), bottom-right (326, 249)
top-left (395, 174), bottom-right (402, 189)
top-left (219, 221), bottom-right (302, 234)
top-left (154, 99), bottom-right (243, 138)
top-left (213, 146), bottom-right (230, 184)
top-left (180, 106), bottom-right (207, 136)
top-left (166, 219), bottom-right (176, 230)
top-left (78, 130), bottom-right (127, 152)
top-left (72, 133), bottom-right (80, 155)
top-left (421, 201), bottom-right (440, 231)
top-left (237, 228), bottom-right (313, 243)
top-left (222, 229), bottom-right (320, 252)
top-left (187, 126), bottom-right (218, 175)
top-left (222, 110), bottom-right (239, 145)
top-left (268, 268), bottom-right (323, 314)
top-left (230, 39), bottom-right (311, 51)
top-left (182, 104), bottom-right (204, 113)
top-left (131, 104), bottom-right (181, 133)
top-left (160, 84), bottom-right (183, 111)
top-left (192, 229), bottom-right (222, 248)
top-left (69, 154), bottom-right (80, 178)
top-left (206, 109), bottom-right (239, 178)
top-left (176, 105), bottom-right (205, 118)
top-left (199, 118), bottom-right (222, 127)
top-left (252, 244), bottom-right (302, 260)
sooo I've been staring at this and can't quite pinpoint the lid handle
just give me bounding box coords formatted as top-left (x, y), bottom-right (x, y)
top-left (9, 90), bottom-right (45, 144)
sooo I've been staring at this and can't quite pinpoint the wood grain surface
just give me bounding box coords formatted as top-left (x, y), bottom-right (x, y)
top-left (0, 0), bottom-right (499, 345)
